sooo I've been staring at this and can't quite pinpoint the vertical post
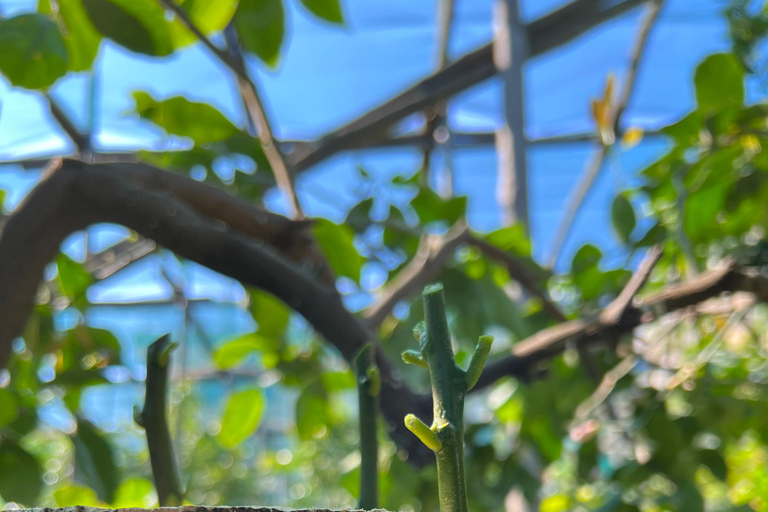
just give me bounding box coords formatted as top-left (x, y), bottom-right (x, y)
top-left (493, 0), bottom-right (528, 229)
top-left (355, 344), bottom-right (381, 509)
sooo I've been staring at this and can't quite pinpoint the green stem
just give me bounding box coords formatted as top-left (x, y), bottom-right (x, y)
top-left (402, 283), bottom-right (493, 512)
top-left (355, 344), bottom-right (380, 510)
top-left (134, 335), bottom-right (184, 506)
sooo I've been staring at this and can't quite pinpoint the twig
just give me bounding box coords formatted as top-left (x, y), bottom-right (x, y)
top-left (159, 0), bottom-right (304, 219)
top-left (473, 258), bottom-right (768, 391)
top-left (599, 245), bottom-right (662, 324)
top-left (364, 221), bottom-right (470, 327)
top-left (134, 335), bottom-right (184, 506)
top-left (545, 0), bottom-right (664, 268)
top-left (574, 354), bottom-right (638, 420)
top-left (45, 93), bottom-right (91, 156)
top-left (466, 235), bottom-right (565, 321)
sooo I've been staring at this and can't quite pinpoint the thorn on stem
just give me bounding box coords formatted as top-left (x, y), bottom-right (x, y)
top-left (404, 413), bottom-right (442, 452)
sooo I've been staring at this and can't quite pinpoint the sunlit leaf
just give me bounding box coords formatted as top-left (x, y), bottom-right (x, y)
top-left (295, 384), bottom-right (329, 440)
top-left (111, 477), bottom-right (154, 508)
top-left (250, 290), bottom-right (290, 338)
top-left (0, 439), bottom-right (43, 505)
top-left (0, 14), bottom-right (68, 89)
top-left (213, 333), bottom-right (275, 369)
top-left (218, 388), bottom-right (265, 447)
top-left (56, 254), bottom-right (93, 301)
top-left (133, 92), bottom-right (240, 144)
top-left (54, 485), bottom-right (103, 507)
top-left (485, 224), bottom-right (530, 256)
top-left (73, 418), bottom-right (120, 503)
top-left (170, 0), bottom-right (239, 47)
top-left (234, 0), bottom-right (284, 67)
top-left (313, 218), bottom-right (363, 281)
top-left (299, 0), bottom-right (344, 24)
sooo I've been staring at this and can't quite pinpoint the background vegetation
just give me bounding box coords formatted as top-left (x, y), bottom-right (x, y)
top-left (2, 0), bottom-right (768, 511)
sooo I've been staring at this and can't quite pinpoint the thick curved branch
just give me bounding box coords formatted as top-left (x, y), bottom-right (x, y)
top-left (0, 159), bottom-right (432, 465)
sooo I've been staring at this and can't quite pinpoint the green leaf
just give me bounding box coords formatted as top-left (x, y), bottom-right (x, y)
top-left (411, 187), bottom-right (467, 225)
top-left (321, 371), bottom-right (355, 391)
top-left (299, 0), bottom-right (344, 24)
top-left (694, 53), bottom-right (744, 112)
top-left (82, 0), bottom-right (174, 57)
top-left (0, 439), bottom-right (43, 505)
top-left (111, 477), bottom-right (153, 508)
top-left (72, 418), bottom-right (120, 503)
top-left (571, 244), bottom-right (602, 275)
top-left (54, 485), bottom-right (102, 507)
top-left (485, 224), bottom-right (531, 256)
top-left (345, 197), bottom-right (374, 233)
top-left (234, 0), bottom-right (285, 67)
top-left (0, 389), bottom-right (19, 428)
top-left (0, 14), bottom-right (68, 89)
top-left (218, 388), bottom-right (265, 447)
top-left (56, 254), bottom-right (93, 299)
top-left (170, 0), bottom-right (239, 47)
top-left (313, 218), bottom-right (363, 281)
top-left (611, 193), bottom-right (636, 244)
top-left (250, 290), bottom-right (290, 338)
top-left (295, 384), bottom-right (329, 440)
top-left (39, 0), bottom-right (102, 71)
top-left (133, 92), bottom-right (240, 144)
top-left (213, 333), bottom-right (276, 369)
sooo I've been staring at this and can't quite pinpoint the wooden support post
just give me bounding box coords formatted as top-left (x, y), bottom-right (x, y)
top-left (493, 0), bottom-right (528, 229)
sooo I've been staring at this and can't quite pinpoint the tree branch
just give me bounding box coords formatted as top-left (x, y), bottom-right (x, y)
top-left (159, 0), bottom-right (303, 219)
top-left (473, 258), bottom-right (768, 391)
top-left (0, 158), bottom-right (433, 465)
top-left (545, 0), bottom-right (664, 268)
top-left (45, 93), bottom-right (91, 156)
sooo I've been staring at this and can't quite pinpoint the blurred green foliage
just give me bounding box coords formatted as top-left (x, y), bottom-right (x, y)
top-left (5, 0), bottom-right (768, 511)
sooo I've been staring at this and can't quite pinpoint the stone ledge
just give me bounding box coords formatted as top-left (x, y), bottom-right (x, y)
top-left (20, 508), bottom-right (392, 512)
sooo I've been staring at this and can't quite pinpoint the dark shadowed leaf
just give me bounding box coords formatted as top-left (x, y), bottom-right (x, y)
top-left (695, 53), bottom-right (744, 112)
top-left (218, 388), bottom-right (265, 447)
top-left (133, 92), bottom-right (240, 144)
top-left (611, 193), bottom-right (636, 244)
top-left (39, 0), bottom-right (102, 71)
top-left (234, 0), bottom-right (284, 67)
top-left (313, 218), bottom-right (363, 280)
top-left (0, 439), bottom-right (43, 505)
top-left (82, 0), bottom-right (174, 57)
top-left (0, 389), bottom-right (19, 427)
top-left (299, 0), bottom-right (344, 24)
top-left (73, 418), bottom-right (119, 503)
top-left (0, 14), bottom-right (68, 89)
